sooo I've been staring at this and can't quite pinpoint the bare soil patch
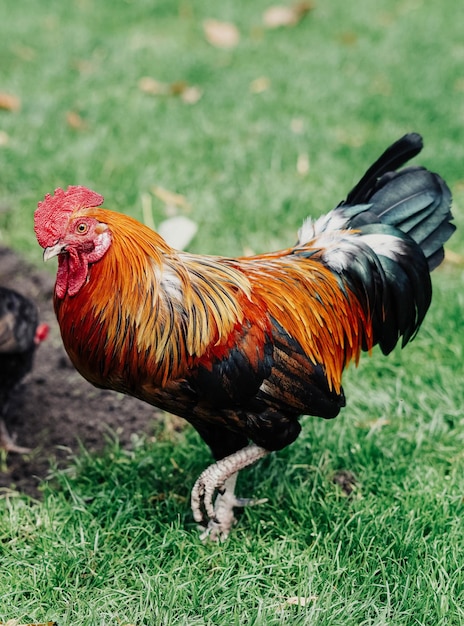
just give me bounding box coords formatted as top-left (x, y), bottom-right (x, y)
top-left (0, 245), bottom-right (158, 497)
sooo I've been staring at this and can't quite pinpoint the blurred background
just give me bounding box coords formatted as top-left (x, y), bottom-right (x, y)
top-left (1, 0), bottom-right (463, 258)
top-left (1, 2), bottom-right (463, 624)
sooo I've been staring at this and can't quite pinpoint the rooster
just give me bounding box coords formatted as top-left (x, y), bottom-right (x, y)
top-left (34, 133), bottom-right (454, 539)
top-left (0, 286), bottom-right (49, 453)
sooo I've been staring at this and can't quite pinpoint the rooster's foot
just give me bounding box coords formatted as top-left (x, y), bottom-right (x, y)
top-left (190, 444), bottom-right (269, 541)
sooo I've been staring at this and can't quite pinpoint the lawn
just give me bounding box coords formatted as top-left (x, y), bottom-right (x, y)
top-left (1, 0), bottom-right (464, 624)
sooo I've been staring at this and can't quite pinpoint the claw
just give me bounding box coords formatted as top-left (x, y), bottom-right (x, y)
top-left (199, 520), bottom-right (229, 542)
top-left (190, 444), bottom-right (269, 541)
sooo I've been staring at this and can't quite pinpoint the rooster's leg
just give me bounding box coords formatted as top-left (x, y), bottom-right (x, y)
top-left (0, 418), bottom-right (31, 454)
top-left (191, 444), bottom-right (269, 541)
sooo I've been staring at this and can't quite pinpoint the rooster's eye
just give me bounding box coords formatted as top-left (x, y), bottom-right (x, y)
top-left (76, 222), bottom-right (88, 234)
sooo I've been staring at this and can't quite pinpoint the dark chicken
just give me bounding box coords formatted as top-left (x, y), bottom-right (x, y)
top-left (0, 286), bottom-right (49, 453)
top-left (33, 133), bottom-right (454, 539)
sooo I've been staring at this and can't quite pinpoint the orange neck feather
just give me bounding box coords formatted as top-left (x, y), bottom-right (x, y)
top-left (54, 209), bottom-right (254, 391)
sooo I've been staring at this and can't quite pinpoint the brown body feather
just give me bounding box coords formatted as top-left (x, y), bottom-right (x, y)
top-left (53, 208), bottom-right (372, 455)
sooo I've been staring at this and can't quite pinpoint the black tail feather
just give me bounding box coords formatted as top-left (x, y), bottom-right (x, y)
top-left (344, 134), bottom-right (455, 271)
top-left (344, 133), bottom-right (423, 206)
top-left (331, 134), bottom-right (455, 355)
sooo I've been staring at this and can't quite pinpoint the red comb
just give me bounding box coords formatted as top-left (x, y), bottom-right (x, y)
top-left (34, 186), bottom-right (104, 248)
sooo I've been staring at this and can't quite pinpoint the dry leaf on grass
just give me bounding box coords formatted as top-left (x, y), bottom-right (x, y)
top-left (203, 19), bottom-right (240, 48)
top-left (66, 111), bottom-right (87, 130)
top-left (148, 186), bottom-right (197, 249)
top-left (73, 58), bottom-right (99, 75)
top-left (297, 153), bottom-right (310, 175)
top-left (142, 189), bottom-right (196, 248)
top-left (0, 93), bottom-right (21, 112)
top-left (139, 77), bottom-right (203, 104)
top-left (180, 85), bottom-right (203, 104)
top-left (250, 76), bottom-right (271, 93)
top-left (444, 249), bottom-right (464, 266)
top-left (170, 81), bottom-right (203, 104)
top-left (151, 185), bottom-right (191, 211)
top-left (158, 216), bottom-right (198, 250)
top-left (263, 2), bottom-right (314, 28)
top-left (0, 131), bottom-right (10, 146)
top-left (338, 31), bottom-right (358, 46)
top-left (139, 76), bottom-right (169, 96)
top-left (169, 81), bottom-right (189, 96)
top-left (264, 6), bottom-right (297, 27)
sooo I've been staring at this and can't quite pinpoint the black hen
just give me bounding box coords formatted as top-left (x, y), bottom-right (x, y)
top-left (0, 286), bottom-right (49, 453)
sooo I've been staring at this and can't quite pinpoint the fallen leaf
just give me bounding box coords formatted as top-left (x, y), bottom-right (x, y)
top-left (338, 31), bottom-right (358, 46)
top-left (169, 81), bottom-right (203, 104)
top-left (181, 85), bottom-right (203, 104)
top-left (250, 76), bottom-right (271, 93)
top-left (139, 77), bottom-right (202, 104)
top-left (297, 153), bottom-right (310, 175)
top-left (151, 185), bottom-right (191, 211)
top-left (203, 19), bottom-right (240, 49)
top-left (263, 2), bottom-right (313, 28)
top-left (169, 80), bottom-right (189, 96)
top-left (444, 249), bottom-right (464, 266)
top-left (66, 110), bottom-right (87, 130)
top-left (0, 131), bottom-right (10, 146)
top-left (0, 93), bottom-right (21, 112)
top-left (294, 1), bottom-right (315, 18)
top-left (138, 76), bottom-right (169, 95)
top-left (264, 6), bottom-right (297, 27)
top-left (74, 58), bottom-right (98, 74)
top-left (158, 215), bottom-right (198, 250)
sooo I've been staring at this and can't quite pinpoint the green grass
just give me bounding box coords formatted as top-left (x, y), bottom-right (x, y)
top-left (1, 0), bottom-right (464, 624)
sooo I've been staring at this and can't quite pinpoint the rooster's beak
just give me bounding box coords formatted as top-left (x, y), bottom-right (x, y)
top-left (43, 243), bottom-right (66, 261)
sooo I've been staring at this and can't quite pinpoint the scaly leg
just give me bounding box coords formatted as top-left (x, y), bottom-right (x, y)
top-left (0, 418), bottom-right (31, 454)
top-left (191, 444), bottom-right (269, 541)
